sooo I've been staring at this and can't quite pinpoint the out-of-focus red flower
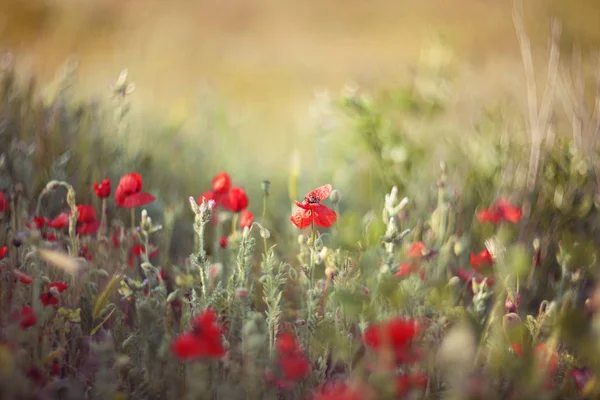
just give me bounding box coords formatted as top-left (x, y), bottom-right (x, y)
top-left (407, 242), bottom-right (428, 258)
top-left (0, 246), bottom-right (7, 259)
top-left (275, 332), bottom-right (310, 383)
top-left (14, 269), bottom-right (33, 284)
top-left (212, 172), bottom-right (231, 195)
top-left (93, 178), bottom-right (111, 199)
top-left (311, 381), bottom-right (366, 400)
top-left (43, 232), bottom-right (57, 242)
top-left (20, 306), bottom-right (36, 329)
top-left (396, 372), bottom-right (428, 396)
top-left (228, 187), bottom-right (249, 212)
top-left (470, 249), bottom-right (494, 270)
top-left (197, 190), bottom-right (217, 205)
top-left (535, 343), bottom-right (558, 375)
top-left (76, 205), bottom-right (100, 235)
top-left (27, 216), bottom-right (48, 230)
top-left (40, 292), bottom-right (59, 307)
top-left (171, 309), bottom-right (226, 360)
top-left (115, 173), bottom-right (155, 208)
top-left (47, 213), bottom-right (69, 229)
top-left (363, 318), bottom-right (419, 362)
top-left (219, 236), bottom-right (228, 248)
top-left (0, 191), bottom-right (7, 212)
top-left (240, 210), bottom-right (254, 229)
top-left (456, 267), bottom-right (495, 293)
top-left (291, 184), bottom-right (337, 229)
top-left (477, 198), bottom-right (522, 224)
top-left (127, 243), bottom-right (159, 268)
top-left (48, 281), bottom-right (69, 293)
top-left (505, 293), bottom-right (520, 313)
top-left (79, 246), bottom-right (93, 261)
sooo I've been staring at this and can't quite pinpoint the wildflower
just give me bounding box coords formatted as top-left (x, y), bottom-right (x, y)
top-left (219, 236), bottom-right (228, 248)
top-left (311, 381), bottom-right (366, 400)
top-left (14, 270), bottom-right (33, 284)
top-left (535, 343), bottom-right (558, 375)
top-left (0, 191), bottom-right (7, 213)
top-left (76, 205), bottom-right (100, 235)
top-left (93, 178), bottom-right (111, 199)
top-left (0, 246), bottom-right (7, 259)
top-left (47, 213), bottom-right (69, 229)
top-left (40, 292), bottom-right (59, 307)
top-left (43, 232), bottom-right (57, 242)
top-left (171, 309), bottom-right (226, 360)
top-left (275, 332), bottom-right (310, 383)
top-left (456, 267), bottom-right (495, 293)
top-left (396, 372), bottom-right (428, 396)
top-left (394, 242), bottom-right (432, 280)
top-left (19, 306), bottom-right (36, 329)
top-left (127, 243), bottom-right (159, 268)
top-left (240, 210), bottom-right (254, 229)
top-left (477, 198), bottom-right (522, 224)
top-left (470, 249), bottom-right (494, 270)
top-left (363, 317), bottom-right (419, 362)
top-left (26, 216), bottom-right (48, 230)
top-left (505, 293), bottom-right (520, 313)
top-left (212, 172), bottom-right (231, 194)
top-left (79, 246), bottom-right (93, 261)
top-left (290, 184), bottom-right (337, 229)
top-left (228, 187), bottom-right (249, 212)
top-left (48, 281), bottom-right (69, 293)
top-left (115, 173), bottom-right (156, 208)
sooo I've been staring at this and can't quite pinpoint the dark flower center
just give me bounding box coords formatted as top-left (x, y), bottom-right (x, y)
top-left (307, 195), bottom-right (319, 204)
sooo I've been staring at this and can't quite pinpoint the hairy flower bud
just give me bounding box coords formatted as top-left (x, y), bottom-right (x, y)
top-left (330, 189), bottom-right (341, 205)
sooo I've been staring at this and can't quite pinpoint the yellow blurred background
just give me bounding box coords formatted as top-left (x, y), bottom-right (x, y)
top-left (1, 0), bottom-right (600, 168)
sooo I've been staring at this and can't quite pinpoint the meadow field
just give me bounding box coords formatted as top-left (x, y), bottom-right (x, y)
top-left (1, 1), bottom-right (600, 399)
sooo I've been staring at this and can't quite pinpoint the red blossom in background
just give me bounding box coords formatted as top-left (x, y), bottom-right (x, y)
top-left (212, 172), bottom-right (231, 194)
top-left (0, 246), bottom-right (7, 259)
top-left (43, 232), bottom-right (57, 242)
top-left (115, 173), bottom-right (155, 208)
top-left (290, 184), bottom-right (337, 229)
top-left (79, 246), bottom-right (93, 261)
top-left (20, 306), bottom-right (36, 329)
top-left (396, 372), bottom-right (428, 396)
top-left (275, 332), bottom-right (310, 383)
top-left (240, 210), bottom-right (254, 229)
top-left (40, 292), bottom-right (59, 307)
top-left (47, 213), bottom-right (69, 229)
top-left (76, 205), bottom-right (100, 235)
top-left (93, 178), bottom-right (111, 199)
top-left (228, 187), bottom-right (249, 212)
top-left (477, 198), bottom-right (522, 224)
top-left (394, 242), bottom-right (433, 279)
top-left (127, 243), bottom-right (159, 268)
top-left (470, 249), bottom-right (494, 270)
top-left (27, 216), bottom-right (48, 230)
top-left (0, 191), bottom-right (7, 212)
top-left (456, 267), bottom-right (495, 293)
top-left (14, 270), bottom-right (33, 284)
top-left (219, 236), bottom-right (228, 248)
top-left (171, 309), bottom-right (226, 360)
top-left (363, 317), bottom-right (419, 362)
top-left (48, 281), bottom-right (69, 293)
top-left (311, 381), bottom-right (366, 400)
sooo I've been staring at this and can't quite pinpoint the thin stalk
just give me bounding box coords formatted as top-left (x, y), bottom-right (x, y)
top-left (310, 220), bottom-right (316, 286)
top-left (262, 193), bottom-right (268, 254)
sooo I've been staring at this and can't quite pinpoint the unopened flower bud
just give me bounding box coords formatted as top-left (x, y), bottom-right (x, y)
top-left (262, 180), bottom-right (271, 196)
top-left (330, 189), bottom-right (341, 205)
top-left (448, 276), bottom-right (460, 286)
top-left (236, 288), bottom-right (249, 299)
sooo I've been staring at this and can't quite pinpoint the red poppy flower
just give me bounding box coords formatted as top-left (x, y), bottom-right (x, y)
top-left (228, 187), bottom-right (249, 212)
top-left (27, 216), bottom-right (48, 230)
top-left (0, 246), bottom-right (7, 259)
top-left (48, 281), bottom-right (69, 293)
top-left (394, 263), bottom-right (419, 278)
top-left (456, 267), bottom-right (495, 293)
top-left (477, 198), bottom-right (522, 224)
top-left (47, 213), bottom-right (69, 229)
top-left (212, 172), bottom-right (231, 195)
top-left (290, 184), bottom-right (337, 229)
top-left (407, 242), bottom-right (428, 258)
top-left (79, 246), bottom-right (93, 261)
top-left (311, 381), bottom-right (366, 400)
top-left (397, 372), bottom-right (428, 396)
top-left (40, 292), bottom-right (59, 307)
top-left (275, 332), bottom-right (310, 382)
top-left (219, 236), bottom-right (228, 248)
top-left (115, 173), bottom-right (156, 208)
top-left (20, 306), bottom-right (36, 329)
top-left (76, 205), bottom-right (100, 235)
top-left (363, 318), bottom-right (419, 361)
top-left (171, 309), bottom-right (226, 360)
top-left (197, 190), bottom-right (218, 206)
top-left (470, 249), bottom-right (494, 270)
top-left (0, 191), bottom-right (7, 212)
top-left (43, 232), bottom-right (57, 242)
top-left (127, 243), bottom-right (159, 267)
top-left (93, 178), bottom-right (111, 199)
top-left (239, 210), bottom-right (254, 229)
top-left (14, 269), bottom-right (33, 284)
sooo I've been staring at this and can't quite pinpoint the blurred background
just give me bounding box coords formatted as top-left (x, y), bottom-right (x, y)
top-left (2, 0), bottom-right (600, 255)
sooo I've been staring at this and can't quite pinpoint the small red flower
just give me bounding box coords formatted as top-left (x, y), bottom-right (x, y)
top-left (477, 198), bottom-right (522, 224)
top-left (470, 249), bottom-right (494, 270)
top-left (394, 263), bottom-right (419, 278)
top-left (219, 236), bottom-right (228, 248)
top-left (239, 210), bottom-right (254, 229)
top-left (456, 267), bottom-right (495, 293)
top-left (47, 213), bottom-right (69, 229)
top-left (363, 318), bottom-right (419, 361)
top-left (407, 242), bottom-right (428, 258)
top-left (40, 292), bottom-right (59, 307)
top-left (127, 243), bottom-right (159, 268)
top-left (396, 372), bottom-right (428, 396)
top-left (20, 306), bottom-right (36, 329)
top-left (0, 246), bottom-right (7, 259)
top-left (43, 232), bottom-right (57, 242)
top-left (48, 281), bottom-right (69, 293)
top-left (171, 309), bottom-right (226, 360)
top-left (27, 216), bottom-right (48, 230)
top-left (14, 269), bottom-right (33, 284)
top-left (228, 187), bottom-right (249, 212)
top-left (275, 332), bottom-right (310, 383)
top-left (76, 205), bottom-right (100, 235)
top-left (212, 172), bottom-right (231, 195)
top-left (79, 246), bottom-right (93, 261)
top-left (0, 192), bottom-right (8, 212)
top-left (93, 178), bottom-right (111, 199)
top-left (115, 173), bottom-right (156, 208)
top-left (197, 190), bottom-right (217, 205)
top-left (290, 184), bottom-right (337, 229)
top-left (311, 381), bottom-right (366, 400)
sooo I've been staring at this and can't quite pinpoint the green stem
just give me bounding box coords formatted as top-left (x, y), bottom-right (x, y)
top-left (231, 213), bottom-right (238, 236)
top-left (310, 220), bottom-right (316, 286)
top-left (130, 208), bottom-right (136, 234)
top-left (262, 193), bottom-right (268, 254)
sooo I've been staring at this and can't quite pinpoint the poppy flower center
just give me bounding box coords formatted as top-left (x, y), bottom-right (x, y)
top-left (307, 195), bottom-right (319, 204)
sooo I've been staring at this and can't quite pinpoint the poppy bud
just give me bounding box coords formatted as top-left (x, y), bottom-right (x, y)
top-left (262, 180), bottom-right (271, 196)
top-left (330, 189), bottom-right (341, 205)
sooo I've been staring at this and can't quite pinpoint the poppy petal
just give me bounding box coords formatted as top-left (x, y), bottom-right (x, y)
top-left (305, 184), bottom-right (332, 202)
top-left (290, 208), bottom-right (313, 229)
top-left (313, 205), bottom-right (337, 228)
top-left (122, 192), bottom-right (156, 208)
